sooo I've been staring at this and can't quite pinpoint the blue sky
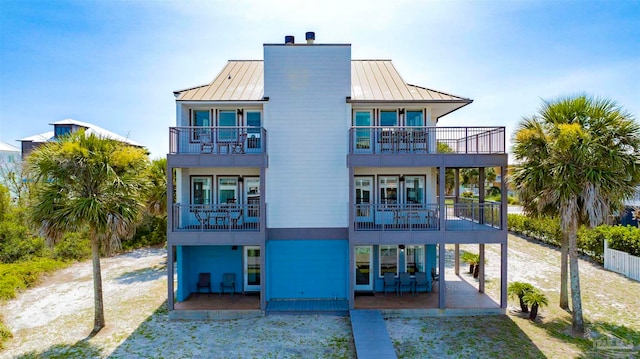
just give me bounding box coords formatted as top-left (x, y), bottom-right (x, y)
top-left (1, 0), bottom-right (638, 159)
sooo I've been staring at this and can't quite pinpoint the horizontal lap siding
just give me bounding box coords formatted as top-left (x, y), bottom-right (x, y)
top-left (177, 245), bottom-right (243, 300)
top-left (267, 240), bottom-right (348, 299)
top-left (264, 45), bottom-right (351, 228)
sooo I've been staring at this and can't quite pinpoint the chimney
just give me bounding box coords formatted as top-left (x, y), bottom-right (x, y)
top-left (305, 31), bottom-right (315, 44)
top-left (284, 35), bottom-right (295, 45)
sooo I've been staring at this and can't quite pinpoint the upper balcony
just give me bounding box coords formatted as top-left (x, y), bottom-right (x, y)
top-left (168, 126), bottom-right (268, 167)
top-left (347, 126), bottom-right (506, 168)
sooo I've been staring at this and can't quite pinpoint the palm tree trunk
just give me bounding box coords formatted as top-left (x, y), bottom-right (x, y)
top-left (90, 229), bottom-right (105, 334)
top-left (560, 231), bottom-right (569, 309)
top-left (519, 295), bottom-right (529, 313)
top-left (529, 303), bottom-right (539, 320)
top-left (568, 224), bottom-right (584, 334)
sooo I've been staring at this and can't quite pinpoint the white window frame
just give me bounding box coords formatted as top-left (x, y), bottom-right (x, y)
top-left (379, 245), bottom-right (399, 278)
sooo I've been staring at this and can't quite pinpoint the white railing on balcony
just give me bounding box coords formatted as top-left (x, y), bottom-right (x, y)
top-left (169, 127), bottom-right (266, 154)
top-left (349, 126), bottom-right (505, 154)
top-left (354, 204), bottom-right (440, 231)
top-left (172, 204), bottom-right (260, 231)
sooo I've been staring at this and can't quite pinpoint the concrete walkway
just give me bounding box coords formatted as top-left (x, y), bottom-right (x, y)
top-left (350, 309), bottom-right (397, 359)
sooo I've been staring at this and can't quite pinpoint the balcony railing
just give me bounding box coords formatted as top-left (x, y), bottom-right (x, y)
top-left (354, 202), bottom-right (502, 231)
top-left (169, 127), bottom-right (266, 154)
top-left (354, 204), bottom-right (440, 231)
top-left (349, 126), bottom-right (505, 154)
top-left (172, 204), bottom-right (260, 231)
top-left (445, 201), bottom-right (502, 230)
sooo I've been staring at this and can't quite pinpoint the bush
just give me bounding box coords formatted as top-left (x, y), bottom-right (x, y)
top-left (53, 232), bottom-right (91, 261)
top-left (0, 220), bottom-right (46, 263)
top-left (0, 258), bottom-right (67, 300)
top-left (0, 320), bottom-right (11, 350)
top-left (122, 215), bottom-right (166, 251)
top-left (606, 225), bottom-right (640, 257)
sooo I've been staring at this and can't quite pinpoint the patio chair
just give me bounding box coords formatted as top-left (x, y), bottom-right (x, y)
top-left (220, 272), bottom-right (236, 297)
top-left (383, 272), bottom-right (396, 296)
top-left (431, 267), bottom-right (439, 291)
top-left (397, 272), bottom-right (412, 297)
top-left (196, 272), bottom-right (212, 296)
top-left (413, 272), bottom-right (428, 295)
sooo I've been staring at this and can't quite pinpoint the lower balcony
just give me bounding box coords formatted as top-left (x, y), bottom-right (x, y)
top-left (172, 204), bottom-right (261, 231)
top-left (354, 202), bottom-right (502, 231)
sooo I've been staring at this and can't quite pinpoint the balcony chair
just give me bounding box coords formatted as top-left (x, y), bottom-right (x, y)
top-left (196, 272), bottom-right (212, 296)
top-left (220, 272), bottom-right (236, 297)
top-left (383, 272), bottom-right (396, 296)
top-left (397, 272), bottom-right (412, 297)
top-left (413, 272), bottom-right (428, 295)
top-left (199, 132), bottom-right (214, 153)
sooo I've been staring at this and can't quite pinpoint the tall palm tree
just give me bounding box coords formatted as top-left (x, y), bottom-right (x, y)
top-left (512, 95), bottom-right (640, 334)
top-left (28, 131), bottom-right (149, 334)
top-left (145, 158), bottom-right (167, 217)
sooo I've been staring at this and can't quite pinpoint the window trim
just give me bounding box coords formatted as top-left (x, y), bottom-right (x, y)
top-left (190, 175), bottom-right (213, 205)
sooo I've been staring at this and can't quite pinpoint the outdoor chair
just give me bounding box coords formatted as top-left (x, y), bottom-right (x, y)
top-left (431, 267), bottom-right (439, 291)
top-left (413, 272), bottom-right (428, 295)
top-left (196, 272), bottom-right (212, 295)
top-left (199, 132), bottom-right (214, 153)
top-left (383, 272), bottom-right (396, 296)
top-left (397, 272), bottom-right (412, 297)
top-left (220, 272), bottom-right (236, 297)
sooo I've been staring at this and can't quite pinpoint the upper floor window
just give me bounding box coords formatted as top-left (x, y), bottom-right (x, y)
top-left (191, 176), bottom-right (212, 205)
top-left (380, 111), bottom-right (398, 127)
top-left (54, 125), bottom-right (72, 138)
top-left (191, 110), bottom-right (210, 127)
top-left (406, 111), bottom-right (424, 126)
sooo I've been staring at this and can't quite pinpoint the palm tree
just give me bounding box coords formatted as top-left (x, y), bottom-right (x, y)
top-left (145, 158), bottom-right (167, 217)
top-left (28, 131), bottom-right (149, 334)
top-left (523, 290), bottom-right (549, 321)
top-left (512, 95), bottom-right (640, 334)
top-left (507, 281), bottom-right (535, 313)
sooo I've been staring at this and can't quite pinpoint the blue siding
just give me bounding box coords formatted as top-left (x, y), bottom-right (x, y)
top-left (176, 245), bottom-right (243, 301)
top-left (267, 239), bottom-right (348, 300)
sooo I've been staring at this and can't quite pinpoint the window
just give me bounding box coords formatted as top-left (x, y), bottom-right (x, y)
top-left (355, 177), bottom-right (372, 217)
top-left (405, 245), bottom-right (425, 275)
top-left (379, 245), bottom-right (398, 277)
top-left (54, 125), bottom-right (72, 138)
top-left (218, 110), bottom-right (237, 141)
top-left (406, 110), bottom-right (424, 126)
top-left (191, 110), bottom-right (210, 141)
top-left (404, 176), bottom-right (424, 204)
top-left (354, 111), bottom-right (372, 150)
top-left (218, 177), bottom-right (238, 204)
top-left (380, 110), bottom-right (398, 127)
top-left (379, 176), bottom-right (398, 204)
top-left (246, 111), bottom-right (261, 149)
top-left (191, 176), bottom-right (212, 205)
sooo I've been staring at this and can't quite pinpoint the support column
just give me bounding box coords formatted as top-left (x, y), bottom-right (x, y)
top-left (167, 245), bottom-right (174, 310)
top-left (479, 243), bottom-right (485, 293)
top-left (454, 168), bottom-right (460, 202)
top-left (348, 167), bottom-right (355, 309)
top-left (438, 243), bottom-right (446, 309)
top-left (260, 243), bottom-right (267, 311)
top-left (479, 167), bottom-right (485, 224)
top-left (501, 165), bottom-right (508, 229)
top-left (454, 244), bottom-right (460, 275)
top-left (501, 242), bottom-right (508, 308)
top-left (439, 166), bottom-right (446, 230)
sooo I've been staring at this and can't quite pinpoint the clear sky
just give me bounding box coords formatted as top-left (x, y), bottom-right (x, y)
top-left (1, 0), bottom-right (638, 159)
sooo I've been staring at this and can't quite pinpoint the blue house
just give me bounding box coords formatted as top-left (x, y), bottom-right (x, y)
top-left (166, 33), bottom-right (508, 315)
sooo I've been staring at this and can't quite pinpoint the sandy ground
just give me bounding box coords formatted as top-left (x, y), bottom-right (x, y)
top-left (1, 234), bottom-right (639, 358)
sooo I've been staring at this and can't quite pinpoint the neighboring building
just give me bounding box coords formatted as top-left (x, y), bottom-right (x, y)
top-left (0, 142), bottom-right (20, 165)
top-left (620, 187), bottom-right (640, 227)
top-left (18, 119), bottom-right (143, 159)
top-left (167, 33), bottom-right (508, 315)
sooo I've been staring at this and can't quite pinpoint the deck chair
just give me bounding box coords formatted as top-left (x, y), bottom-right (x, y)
top-left (397, 272), bottom-right (412, 297)
top-left (413, 272), bottom-right (428, 295)
top-left (431, 267), bottom-right (439, 292)
top-left (196, 272), bottom-right (212, 295)
top-left (383, 272), bottom-right (396, 296)
top-left (220, 272), bottom-right (236, 297)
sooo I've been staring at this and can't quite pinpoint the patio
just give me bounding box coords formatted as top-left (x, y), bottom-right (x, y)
top-left (174, 292), bottom-right (261, 310)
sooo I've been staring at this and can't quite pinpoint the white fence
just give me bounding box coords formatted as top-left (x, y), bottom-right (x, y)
top-left (604, 241), bottom-right (640, 281)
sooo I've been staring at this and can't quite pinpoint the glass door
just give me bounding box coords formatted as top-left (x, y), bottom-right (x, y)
top-left (244, 246), bottom-right (261, 292)
top-left (354, 246), bottom-right (373, 291)
top-left (246, 111), bottom-right (261, 151)
top-left (354, 111), bottom-right (372, 152)
top-left (355, 177), bottom-right (373, 224)
top-left (244, 177), bottom-right (260, 223)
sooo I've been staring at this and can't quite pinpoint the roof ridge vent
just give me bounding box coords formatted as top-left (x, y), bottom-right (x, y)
top-left (284, 35), bottom-right (294, 44)
top-left (305, 31), bottom-right (315, 44)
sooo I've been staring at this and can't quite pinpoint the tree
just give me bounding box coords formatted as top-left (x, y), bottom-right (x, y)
top-left (28, 131), bottom-right (149, 334)
top-left (437, 142), bottom-right (456, 195)
top-left (523, 290), bottom-right (549, 321)
top-left (507, 281), bottom-right (535, 313)
top-left (145, 158), bottom-right (167, 217)
top-left (512, 95), bottom-right (640, 334)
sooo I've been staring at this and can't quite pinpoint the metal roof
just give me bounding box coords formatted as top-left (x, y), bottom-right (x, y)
top-left (0, 142), bottom-right (20, 152)
top-left (19, 119), bottom-right (143, 147)
top-left (174, 60), bottom-right (470, 104)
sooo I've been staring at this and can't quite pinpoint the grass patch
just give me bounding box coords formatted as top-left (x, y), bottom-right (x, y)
top-left (0, 319), bottom-right (13, 350)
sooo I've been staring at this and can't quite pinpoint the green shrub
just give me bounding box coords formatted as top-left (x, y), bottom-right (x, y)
top-left (122, 215), bottom-right (166, 251)
top-left (0, 258), bottom-right (67, 300)
top-left (606, 225), bottom-right (640, 257)
top-left (53, 232), bottom-right (91, 261)
top-left (0, 220), bottom-right (46, 263)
